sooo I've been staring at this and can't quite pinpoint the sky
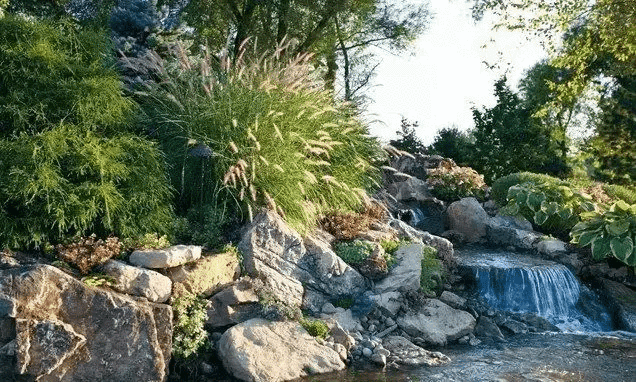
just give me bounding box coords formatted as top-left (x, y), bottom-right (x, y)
top-left (365, 0), bottom-right (547, 145)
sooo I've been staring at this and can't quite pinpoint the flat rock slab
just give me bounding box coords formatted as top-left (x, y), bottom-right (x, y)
top-left (383, 335), bottom-right (451, 367)
top-left (374, 243), bottom-right (423, 294)
top-left (100, 259), bottom-right (172, 303)
top-left (397, 299), bottom-right (476, 347)
top-left (129, 245), bottom-right (201, 268)
top-left (218, 318), bottom-right (345, 382)
top-left (167, 252), bottom-right (240, 300)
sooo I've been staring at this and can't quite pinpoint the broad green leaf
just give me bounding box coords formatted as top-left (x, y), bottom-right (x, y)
top-left (558, 207), bottom-right (573, 221)
top-left (579, 211), bottom-right (599, 220)
top-left (614, 200), bottom-right (631, 212)
top-left (580, 201), bottom-right (596, 212)
top-left (526, 191), bottom-right (544, 212)
top-left (610, 236), bottom-right (634, 263)
top-left (557, 186), bottom-right (574, 198)
top-left (508, 186), bottom-right (526, 204)
top-left (534, 210), bottom-right (549, 225)
top-left (541, 201), bottom-right (559, 215)
top-left (606, 219), bottom-right (630, 236)
top-left (577, 231), bottom-right (599, 247)
top-left (591, 236), bottom-right (611, 261)
top-left (505, 202), bottom-right (520, 215)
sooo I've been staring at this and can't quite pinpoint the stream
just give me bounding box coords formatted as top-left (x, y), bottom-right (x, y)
top-left (306, 247), bottom-right (636, 381)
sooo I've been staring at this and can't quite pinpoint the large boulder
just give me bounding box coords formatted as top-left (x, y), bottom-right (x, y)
top-left (239, 211), bottom-right (367, 309)
top-left (0, 265), bottom-right (171, 381)
top-left (218, 318), bottom-right (345, 382)
top-left (486, 216), bottom-right (543, 250)
top-left (166, 252), bottom-right (240, 300)
top-left (446, 197), bottom-right (490, 243)
top-left (595, 278), bottom-right (636, 332)
top-left (397, 299), bottom-right (476, 347)
top-left (374, 243), bottom-right (423, 294)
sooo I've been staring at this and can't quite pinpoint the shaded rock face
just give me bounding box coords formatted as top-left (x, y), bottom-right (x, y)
top-left (218, 318), bottom-right (345, 382)
top-left (446, 197), bottom-right (489, 243)
top-left (0, 265), bottom-right (172, 382)
top-left (595, 278), bottom-right (636, 332)
top-left (239, 211), bottom-right (367, 310)
top-left (397, 299), bottom-right (476, 347)
top-left (388, 219), bottom-right (454, 265)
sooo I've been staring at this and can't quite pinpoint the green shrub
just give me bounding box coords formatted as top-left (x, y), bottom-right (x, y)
top-left (299, 317), bottom-right (330, 339)
top-left (571, 201), bottom-right (636, 267)
top-left (172, 295), bottom-right (209, 359)
top-left (602, 184), bottom-right (636, 205)
top-left (174, 202), bottom-right (233, 250)
top-left (333, 297), bottom-right (354, 309)
top-left (334, 240), bottom-right (375, 265)
top-left (491, 172), bottom-right (568, 207)
top-left (0, 16), bottom-right (174, 249)
top-left (426, 160), bottom-right (487, 202)
top-left (501, 181), bottom-right (595, 239)
top-left (420, 245), bottom-right (444, 296)
top-left (140, 43), bottom-right (384, 233)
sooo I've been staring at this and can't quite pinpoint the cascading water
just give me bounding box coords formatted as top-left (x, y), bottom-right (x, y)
top-left (457, 248), bottom-right (613, 332)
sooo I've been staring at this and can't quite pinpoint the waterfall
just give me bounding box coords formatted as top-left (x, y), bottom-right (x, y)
top-left (457, 248), bottom-right (613, 333)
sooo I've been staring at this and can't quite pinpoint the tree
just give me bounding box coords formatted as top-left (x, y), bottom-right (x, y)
top-left (389, 117), bottom-right (426, 155)
top-left (181, 0), bottom-right (430, 102)
top-left (588, 75), bottom-right (636, 184)
top-left (429, 126), bottom-right (473, 166)
top-left (471, 77), bottom-right (565, 182)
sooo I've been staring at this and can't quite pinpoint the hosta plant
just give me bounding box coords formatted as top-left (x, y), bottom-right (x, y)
top-left (502, 181), bottom-right (596, 239)
top-left (571, 201), bottom-right (636, 267)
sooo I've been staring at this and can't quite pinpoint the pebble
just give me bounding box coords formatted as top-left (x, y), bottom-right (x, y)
top-left (321, 302), bottom-right (337, 314)
top-left (367, 324), bottom-right (377, 332)
top-left (374, 348), bottom-right (391, 357)
top-left (362, 347), bottom-right (373, 358)
top-left (385, 317), bottom-right (395, 326)
top-left (370, 353), bottom-right (387, 367)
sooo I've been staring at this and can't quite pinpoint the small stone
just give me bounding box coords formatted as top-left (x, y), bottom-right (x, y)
top-left (457, 335), bottom-right (469, 345)
top-left (385, 317), bottom-right (395, 327)
top-left (362, 347), bottom-right (373, 358)
top-left (370, 353), bottom-right (387, 367)
top-left (469, 337), bottom-right (482, 346)
top-left (322, 303), bottom-right (337, 314)
top-left (367, 324), bottom-right (377, 333)
top-left (374, 348), bottom-right (391, 357)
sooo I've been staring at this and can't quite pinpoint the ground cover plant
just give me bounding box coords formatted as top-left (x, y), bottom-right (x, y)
top-left (571, 201), bottom-right (636, 267)
top-left (426, 159), bottom-right (487, 202)
top-left (140, 42), bottom-right (385, 234)
top-left (0, 15), bottom-right (174, 249)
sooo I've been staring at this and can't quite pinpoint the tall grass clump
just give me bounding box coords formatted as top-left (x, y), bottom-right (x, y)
top-left (141, 42), bottom-right (385, 232)
top-left (0, 15), bottom-right (174, 249)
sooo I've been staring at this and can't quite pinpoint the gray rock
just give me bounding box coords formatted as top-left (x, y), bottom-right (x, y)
top-left (397, 299), bottom-right (476, 346)
top-left (130, 245), bottom-right (201, 268)
top-left (370, 353), bottom-right (387, 366)
top-left (166, 252), bottom-right (240, 300)
top-left (374, 243), bottom-right (424, 294)
top-left (446, 197), bottom-right (490, 242)
top-left (387, 219), bottom-right (454, 264)
top-left (536, 239), bottom-right (568, 258)
top-left (382, 336), bottom-right (451, 367)
top-left (474, 316), bottom-right (505, 342)
top-left (362, 347), bottom-right (373, 358)
top-left (326, 321), bottom-right (356, 350)
top-left (501, 319), bottom-right (529, 334)
top-left (321, 303), bottom-right (338, 315)
top-left (385, 317), bottom-right (395, 327)
top-left (439, 291), bottom-right (467, 310)
top-left (0, 265), bottom-right (171, 381)
top-left (486, 218), bottom-right (543, 250)
top-left (99, 259), bottom-right (172, 303)
top-left (218, 318), bottom-right (345, 382)
top-left (490, 215), bottom-right (533, 231)
top-left (205, 278), bottom-right (262, 328)
top-left (320, 309), bottom-right (360, 332)
top-left (388, 177), bottom-right (432, 203)
top-left (239, 211), bottom-right (367, 308)
top-left (595, 278), bottom-right (636, 332)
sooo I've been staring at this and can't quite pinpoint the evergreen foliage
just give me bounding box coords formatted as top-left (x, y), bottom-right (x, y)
top-left (428, 126), bottom-right (472, 166)
top-left (389, 117), bottom-right (426, 155)
top-left (0, 15), bottom-right (174, 249)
